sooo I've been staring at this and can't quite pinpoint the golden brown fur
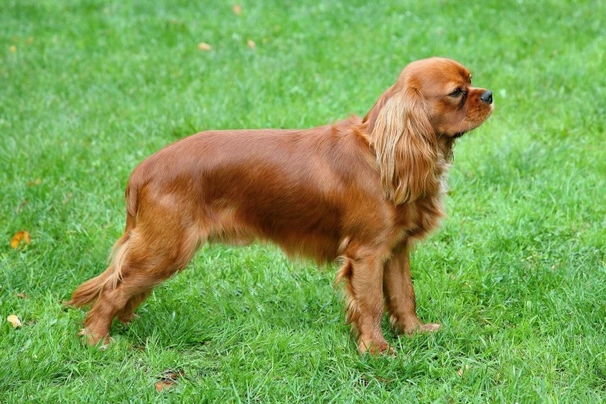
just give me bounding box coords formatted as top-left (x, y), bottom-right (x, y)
top-left (67, 57), bottom-right (494, 354)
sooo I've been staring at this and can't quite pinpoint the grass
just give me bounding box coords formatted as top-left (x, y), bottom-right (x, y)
top-left (1, 0), bottom-right (605, 401)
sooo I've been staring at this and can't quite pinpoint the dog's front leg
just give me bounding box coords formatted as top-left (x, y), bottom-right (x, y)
top-left (339, 250), bottom-right (391, 355)
top-left (383, 244), bottom-right (441, 335)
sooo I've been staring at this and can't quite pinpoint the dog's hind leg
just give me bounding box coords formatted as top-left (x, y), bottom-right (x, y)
top-left (115, 290), bottom-right (152, 324)
top-left (77, 200), bottom-right (202, 345)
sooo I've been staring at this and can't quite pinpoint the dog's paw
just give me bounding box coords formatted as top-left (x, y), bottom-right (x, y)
top-left (417, 323), bottom-right (441, 333)
top-left (358, 338), bottom-right (396, 356)
top-left (78, 327), bottom-right (111, 347)
top-left (398, 321), bottom-right (441, 335)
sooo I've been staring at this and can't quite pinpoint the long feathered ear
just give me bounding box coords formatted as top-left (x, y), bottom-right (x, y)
top-left (365, 87), bottom-right (438, 205)
top-left (363, 84), bottom-right (397, 132)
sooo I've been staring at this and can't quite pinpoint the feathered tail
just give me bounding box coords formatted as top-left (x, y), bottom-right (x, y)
top-left (65, 183), bottom-right (139, 307)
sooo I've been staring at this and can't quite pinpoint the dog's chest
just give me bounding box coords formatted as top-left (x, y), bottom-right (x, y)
top-left (396, 156), bottom-right (451, 240)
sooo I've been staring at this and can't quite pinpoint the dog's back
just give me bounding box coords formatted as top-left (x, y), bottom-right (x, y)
top-left (126, 117), bottom-right (383, 262)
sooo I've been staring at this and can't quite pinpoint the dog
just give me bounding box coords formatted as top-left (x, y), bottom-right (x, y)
top-left (67, 57), bottom-right (494, 354)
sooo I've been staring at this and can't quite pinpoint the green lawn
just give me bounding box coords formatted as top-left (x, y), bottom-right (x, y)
top-left (1, 0), bottom-right (605, 402)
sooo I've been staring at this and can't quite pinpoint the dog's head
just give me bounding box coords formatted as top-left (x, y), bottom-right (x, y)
top-left (402, 57), bottom-right (494, 137)
top-left (364, 57), bottom-right (494, 204)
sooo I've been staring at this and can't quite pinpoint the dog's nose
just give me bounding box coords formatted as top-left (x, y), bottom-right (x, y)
top-left (480, 90), bottom-right (493, 104)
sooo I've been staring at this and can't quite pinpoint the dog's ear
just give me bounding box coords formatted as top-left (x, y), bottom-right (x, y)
top-left (363, 85), bottom-right (397, 133)
top-left (365, 87), bottom-right (438, 205)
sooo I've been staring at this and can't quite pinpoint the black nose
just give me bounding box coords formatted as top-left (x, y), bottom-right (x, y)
top-left (480, 90), bottom-right (493, 104)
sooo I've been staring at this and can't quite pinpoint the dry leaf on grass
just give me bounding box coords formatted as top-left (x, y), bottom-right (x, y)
top-left (232, 4), bottom-right (242, 15)
top-left (247, 39), bottom-right (256, 49)
top-left (7, 314), bottom-right (22, 328)
top-left (10, 230), bottom-right (31, 249)
top-left (155, 369), bottom-right (185, 392)
top-left (197, 42), bottom-right (212, 51)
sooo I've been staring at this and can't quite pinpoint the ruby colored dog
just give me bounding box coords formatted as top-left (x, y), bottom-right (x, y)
top-left (68, 57), bottom-right (493, 354)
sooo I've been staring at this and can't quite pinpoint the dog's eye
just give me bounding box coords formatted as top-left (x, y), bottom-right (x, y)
top-left (449, 88), bottom-right (463, 97)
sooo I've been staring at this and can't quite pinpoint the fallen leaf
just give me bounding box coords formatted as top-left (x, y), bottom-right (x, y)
top-left (9, 45), bottom-right (16, 53)
top-left (155, 369), bottom-right (185, 392)
top-left (17, 293), bottom-right (27, 299)
top-left (155, 380), bottom-right (174, 392)
top-left (28, 178), bottom-right (41, 186)
top-left (197, 42), bottom-right (212, 51)
top-left (10, 230), bottom-right (31, 249)
top-left (247, 39), bottom-right (256, 49)
top-left (7, 314), bottom-right (22, 328)
top-left (232, 4), bottom-right (242, 15)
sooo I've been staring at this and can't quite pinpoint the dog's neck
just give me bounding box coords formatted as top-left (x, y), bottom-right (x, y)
top-left (436, 134), bottom-right (456, 163)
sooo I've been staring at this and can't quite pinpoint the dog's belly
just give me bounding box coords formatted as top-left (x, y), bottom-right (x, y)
top-left (202, 193), bottom-right (345, 263)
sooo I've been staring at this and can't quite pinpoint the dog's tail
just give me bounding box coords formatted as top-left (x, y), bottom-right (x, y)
top-left (66, 183), bottom-right (139, 307)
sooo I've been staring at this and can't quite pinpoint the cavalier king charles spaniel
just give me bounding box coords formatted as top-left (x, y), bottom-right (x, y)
top-left (68, 57), bottom-right (494, 354)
